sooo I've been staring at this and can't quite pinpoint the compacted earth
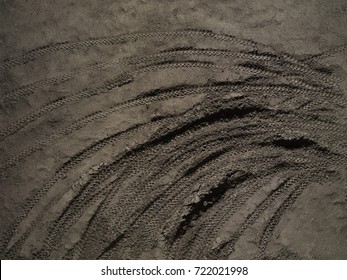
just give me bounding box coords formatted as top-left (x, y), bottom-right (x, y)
top-left (0, 0), bottom-right (346, 259)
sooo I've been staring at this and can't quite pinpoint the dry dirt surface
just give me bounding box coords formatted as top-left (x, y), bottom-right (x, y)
top-left (0, 0), bottom-right (347, 260)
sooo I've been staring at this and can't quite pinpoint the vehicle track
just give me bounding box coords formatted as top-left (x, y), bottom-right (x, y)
top-left (1, 29), bottom-right (345, 260)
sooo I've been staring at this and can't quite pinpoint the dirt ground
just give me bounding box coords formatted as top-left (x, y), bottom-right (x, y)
top-left (0, 0), bottom-right (346, 259)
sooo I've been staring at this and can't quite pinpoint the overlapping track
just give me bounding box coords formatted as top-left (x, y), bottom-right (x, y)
top-left (0, 29), bottom-right (346, 259)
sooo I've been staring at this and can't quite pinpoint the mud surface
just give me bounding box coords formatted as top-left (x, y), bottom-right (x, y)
top-left (0, 0), bottom-right (347, 259)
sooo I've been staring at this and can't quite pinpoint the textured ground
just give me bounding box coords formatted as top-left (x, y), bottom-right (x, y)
top-left (0, 0), bottom-right (346, 260)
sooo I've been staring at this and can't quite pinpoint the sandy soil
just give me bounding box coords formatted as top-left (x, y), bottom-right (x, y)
top-left (0, 0), bottom-right (346, 259)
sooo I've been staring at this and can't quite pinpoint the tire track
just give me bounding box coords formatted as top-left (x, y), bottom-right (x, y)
top-left (35, 102), bottom-right (269, 258)
top-left (0, 29), bottom-right (265, 70)
top-left (2, 46), bottom-right (337, 106)
top-left (1, 29), bottom-right (345, 260)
